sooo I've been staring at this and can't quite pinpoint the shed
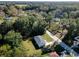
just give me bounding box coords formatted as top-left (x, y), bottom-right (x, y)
top-left (33, 36), bottom-right (45, 48)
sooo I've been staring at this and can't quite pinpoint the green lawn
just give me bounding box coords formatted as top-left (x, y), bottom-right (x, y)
top-left (42, 33), bottom-right (52, 42)
top-left (21, 38), bottom-right (42, 56)
top-left (21, 38), bottom-right (50, 57)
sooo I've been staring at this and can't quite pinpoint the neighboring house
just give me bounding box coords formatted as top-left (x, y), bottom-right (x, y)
top-left (60, 50), bottom-right (71, 57)
top-left (49, 51), bottom-right (59, 57)
top-left (74, 36), bottom-right (79, 46)
top-left (33, 36), bottom-right (45, 48)
top-left (71, 36), bottom-right (79, 48)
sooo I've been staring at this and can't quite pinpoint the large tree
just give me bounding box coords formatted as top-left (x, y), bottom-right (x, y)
top-left (0, 20), bottom-right (13, 35)
top-left (13, 16), bottom-right (33, 38)
top-left (13, 13), bottom-right (47, 37)
top-left (4, 30), bottom-right (22, 47)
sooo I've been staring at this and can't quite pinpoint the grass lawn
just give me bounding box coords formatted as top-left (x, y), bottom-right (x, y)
top-left (21, 38), bottom-right (50, 57)
top-left (42, 33), bottom-right (52, 42)
top-left (21, 38), bottom-right (42, 56)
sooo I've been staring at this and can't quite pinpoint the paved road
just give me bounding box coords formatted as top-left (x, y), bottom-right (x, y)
top-left (46, 30), bottom-right (78, 56)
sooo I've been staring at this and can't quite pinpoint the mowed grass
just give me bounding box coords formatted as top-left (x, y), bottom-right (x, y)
top-left (21, 38), bottom-right (42, 56)
top-left (42, 33), bottom-right (52, 42)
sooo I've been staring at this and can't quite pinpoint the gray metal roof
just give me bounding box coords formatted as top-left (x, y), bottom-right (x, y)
top-left (34, 36), bottom-right (45, 48)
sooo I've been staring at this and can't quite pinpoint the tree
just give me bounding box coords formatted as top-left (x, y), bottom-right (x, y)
top-left (13, 14), bottom-right (47, 37)
top-left (13, 16), bottom-right (32, 38)
top-left (63, 12), bottom-right (68, 18)
top-left (75, 19), bottom-right (79, 35)
top-left (29, 13), bottom-right (47, 36)
top-left (62, 19), bottom-right (77, 46)
top-left (0, 34), bottom-right (2, 40)
top-left (4, 30), bottom-right (22, 47)
top-left (45, 14), bottom-right (52, 28)
top-left (0, 30), bottom-right (27, 57)
top-left (0, 10), bottom-right (5, 17)
top-left (0, 16), bottom-right (4, 20)
top-left (0, 20), bottom-right (13, 35)
top-left (4, 5), bottom-right (18, 16)
top-left (0, 44), bottom-right (11, 57)
top-left (32, 19), bottom-right (47, 36)
top-left (0, 43), bottom-right (26, 57)
top-left (4, 30), bottom-right (23, 56)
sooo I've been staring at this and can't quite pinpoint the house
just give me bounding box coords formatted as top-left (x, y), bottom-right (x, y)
top-left (73, 36), bottom-right (79, 46)
top-left (33, 36), bottom-right (45, 48)
top-left (71, 36), bottom-right (79, 48)
top-left (49, 51), bottom-right (59, 57)
top-left (60, 50), bottom-right (70, 57)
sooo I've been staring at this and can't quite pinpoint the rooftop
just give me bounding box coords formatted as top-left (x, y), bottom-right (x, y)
top-left (34, 36), bottom-right (45, 48)
top-left (49, 51), bottom-right (59, 57)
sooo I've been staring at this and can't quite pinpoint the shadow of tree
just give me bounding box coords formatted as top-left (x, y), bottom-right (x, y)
top-left (31, 38), bottom-right (39, 49)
